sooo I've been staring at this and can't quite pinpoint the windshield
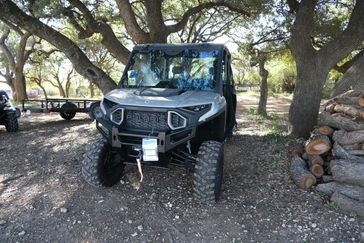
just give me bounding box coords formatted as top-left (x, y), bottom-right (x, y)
top-left (121, 49), bottom-right (219, 91)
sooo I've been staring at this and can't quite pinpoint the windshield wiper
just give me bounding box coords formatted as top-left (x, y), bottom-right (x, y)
top-left (135, 87), bottom-right (149, 95)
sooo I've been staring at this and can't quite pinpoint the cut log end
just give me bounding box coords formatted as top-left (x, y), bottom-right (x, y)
top-left (318, 126), bottom-right (334, 136)
top-left (308, 155), bottom-right (324, 166)
top-left (303, 176), bottom-right (316, 189)
top-left (310, 164), bottom-right (324, 177)
top-left (325, 104), bottom-right (336, 113)
top-left (291, 140), bottom-right (305, 157)
top-left (358, 97), bottom-right (364, 107)
top-left (305, 135), bottom-right (331, 155)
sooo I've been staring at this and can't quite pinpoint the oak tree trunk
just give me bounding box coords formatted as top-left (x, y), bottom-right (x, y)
top-left (257, 55), bottom-right (268, 116)
top-left (289, 60), bottom-right (329, 138)
top-left (38, 84), bottom-right (48, 99)
top-left (65, 81), bottom-right (71, 98)
top-left (13, 71), bottom-right (27, 101)
top-left (331, 50), bottom-right (364, 97)
top-left (89, 81), bottom-right (95, 98)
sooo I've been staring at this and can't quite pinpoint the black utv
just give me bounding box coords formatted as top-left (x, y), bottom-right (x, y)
top-left (82, 43), bottom-right (236, 201)
top-left (0, 90), bottom-right (19, 132)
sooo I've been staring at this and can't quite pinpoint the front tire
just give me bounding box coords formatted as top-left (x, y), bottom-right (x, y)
top-left (193, 140), bottom-right (224, 202)
top-left (5, 112), bottom-right (18, 132)
top-left (82, 138), bottom-right (124, 187)
top-left (89, 102), bottom-right (102, 120)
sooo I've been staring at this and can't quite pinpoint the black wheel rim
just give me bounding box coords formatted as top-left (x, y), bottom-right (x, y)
top-left (103, 150), bottom-right (123, 177)
top-left (93, 107), bottom-right (102, 119)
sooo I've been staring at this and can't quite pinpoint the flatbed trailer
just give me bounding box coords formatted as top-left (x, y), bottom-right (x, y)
top-left (22, 98), bottom-right (100, 120)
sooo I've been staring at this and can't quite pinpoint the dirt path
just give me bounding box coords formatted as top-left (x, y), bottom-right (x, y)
top-left (237, 93), bottom-right (292, 115)
top-left (0, 98), bottom-right (363, 242)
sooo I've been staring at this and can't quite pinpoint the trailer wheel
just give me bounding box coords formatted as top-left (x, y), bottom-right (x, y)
top-left (60, 103), bottom-right (77, 120)
top-left (193, 140), bottom-right (224, 202)
top-left (82, 138), bottom-right (124, 187)
top-left (4, 112), bottom-right (18, 132)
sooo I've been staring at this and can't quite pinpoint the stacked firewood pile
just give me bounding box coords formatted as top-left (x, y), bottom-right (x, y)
top-left (290, 90), bottom-right (364, 217)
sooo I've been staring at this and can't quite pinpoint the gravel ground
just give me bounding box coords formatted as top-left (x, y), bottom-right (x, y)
top-left (0, 101), bottom-right (363, 242)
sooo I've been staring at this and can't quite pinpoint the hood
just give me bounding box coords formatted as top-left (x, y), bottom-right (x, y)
top-left (104, 88), bottom-right (222, 108)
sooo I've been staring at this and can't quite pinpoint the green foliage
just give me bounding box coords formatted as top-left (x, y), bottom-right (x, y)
top-left (324, 201), bottom-right (340, 211)
top-left (267, 51), bottom-right (296, 93)
top-left (233, 49), bottom-right (296, 94)
top-left (313, 1), bottom-right (354, 47)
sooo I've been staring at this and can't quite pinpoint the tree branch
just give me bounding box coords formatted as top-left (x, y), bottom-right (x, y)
top-left (0, 16), bottom-right (24, 35)
top-left (333, 49), bottom-right (364, 73)
top-left (16, 32), bottom-right (32, 68)
top-left (114, 0), bottom-right (150, 43)
top-left (319, 0), bottom-right (364, 69)
top-left (66, 0), bottom-right (131, 64)
top-left (144, 0), bottom-right (167, 41)
top-left (0, 28), bottom-right (16, 71)
top-left (290, 0), bottom-right (317, 60)
top-left (166, 1), bottom-right (250, 34)
top-left (0, 0), bottom-right (117, 93)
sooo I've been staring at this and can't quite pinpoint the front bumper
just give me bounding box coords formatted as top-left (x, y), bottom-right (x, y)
top-left (96, 117), bottom-right (196, 153)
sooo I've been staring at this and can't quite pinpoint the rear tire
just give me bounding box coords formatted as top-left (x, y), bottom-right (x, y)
top-left (193, 140), bottom-right (224, 202)
top-left (4, 112), bottom-right (18, 132)
top-left (60, 103), bottom-right (77, 120)
top-left (82, 138), bottom-right (124, 187)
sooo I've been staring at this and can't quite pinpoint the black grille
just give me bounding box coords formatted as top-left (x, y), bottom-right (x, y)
top-left (170, 112), bottom-right (186, 129)
top-left (123, 110), bottom-right (169, 131)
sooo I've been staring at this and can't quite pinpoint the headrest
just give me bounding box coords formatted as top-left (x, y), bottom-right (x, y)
top-left (172, 66), bottom-right (183, 75)
top-left (209, 67), bottom-right (214, 76)
top-left (0, 91), bottom-right (8, 100)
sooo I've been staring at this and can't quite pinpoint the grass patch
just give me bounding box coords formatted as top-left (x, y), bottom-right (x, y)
top-left (324, 201), bottom-right (340, 211)
top-left (245, 108), bottom-right (289, 135)
top-left (244, 108), bottom-right (290, 156)
top-left (237, 90), bottom-right (260, 97)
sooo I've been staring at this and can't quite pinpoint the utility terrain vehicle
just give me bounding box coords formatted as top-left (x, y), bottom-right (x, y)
top-left (82, 43), bottom-right (236, 201)
top-left (0, 90), bottom-right (19, 132)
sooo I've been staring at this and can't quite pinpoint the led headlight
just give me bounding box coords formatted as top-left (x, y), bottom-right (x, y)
top-left (183, 104), bottom-right (211, 112)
